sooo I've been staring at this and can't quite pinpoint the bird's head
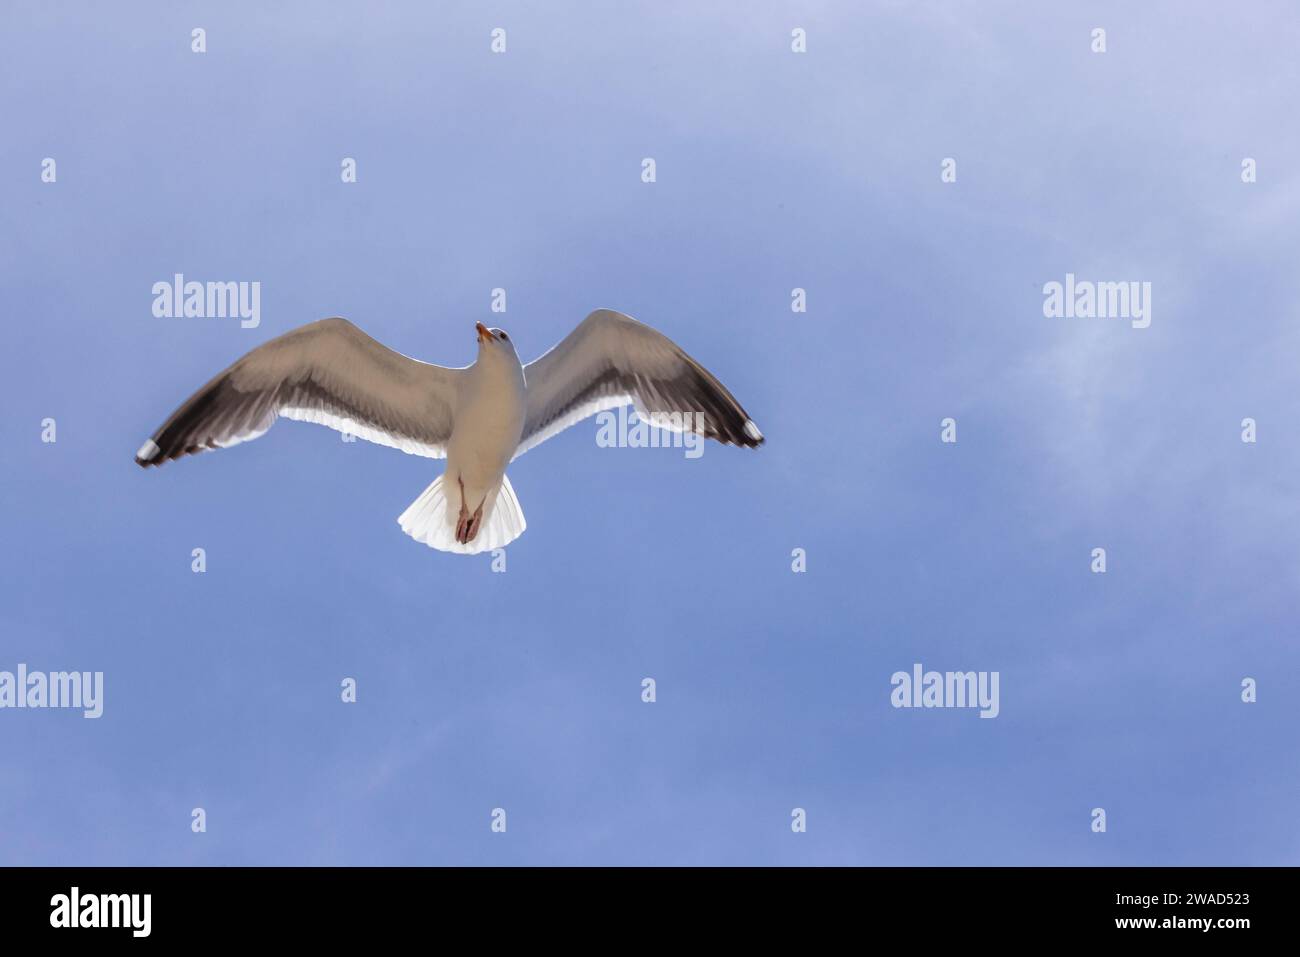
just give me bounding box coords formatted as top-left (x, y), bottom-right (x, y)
top-left (475, 322), bottom-right (517, 359)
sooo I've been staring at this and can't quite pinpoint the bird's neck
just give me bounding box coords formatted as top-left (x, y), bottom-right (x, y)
top-left (470, 351), bottom-right (525, 397)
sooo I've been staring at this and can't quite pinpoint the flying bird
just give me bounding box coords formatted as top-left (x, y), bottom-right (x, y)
top-left (135, 309), bottom-right (764, 553)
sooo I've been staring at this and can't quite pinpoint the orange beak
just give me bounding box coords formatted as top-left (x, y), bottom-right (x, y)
top-left (476, 322), bottom-right (492, 343)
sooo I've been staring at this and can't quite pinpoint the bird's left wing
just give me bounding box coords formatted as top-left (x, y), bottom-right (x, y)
top-left (515, 309), bottom-right (764, 459)
top-left (135, 317), bottom-right (462, 467)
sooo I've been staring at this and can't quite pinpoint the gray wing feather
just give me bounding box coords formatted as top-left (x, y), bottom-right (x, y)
top-left (136, 318), bottom-right (461, 466)
top-left (516, 310), bottom-right (763, 459)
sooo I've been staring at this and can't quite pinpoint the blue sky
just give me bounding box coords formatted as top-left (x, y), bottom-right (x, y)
top-left (1, 1), bottom-right (1297, 865)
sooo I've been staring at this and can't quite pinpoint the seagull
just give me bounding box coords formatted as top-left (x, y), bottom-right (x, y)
top-left (135, 309), bottom-right (764, 553)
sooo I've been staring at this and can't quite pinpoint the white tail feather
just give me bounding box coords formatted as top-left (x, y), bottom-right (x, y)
top-left (397, 474), bottom-right (526, 555)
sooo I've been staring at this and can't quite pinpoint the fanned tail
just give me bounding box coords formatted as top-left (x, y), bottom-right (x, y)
top-left (397, 474), bottom-right (526, 555)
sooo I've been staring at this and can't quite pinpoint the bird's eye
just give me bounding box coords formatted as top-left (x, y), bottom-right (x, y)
top-left (499, 332), bottom-right (508, 341)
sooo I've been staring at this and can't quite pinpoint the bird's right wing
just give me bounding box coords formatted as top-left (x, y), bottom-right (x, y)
top-left (515, 309), bottom-right (764, 459)
top-left (136, 317), bottom-right (463, 467)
